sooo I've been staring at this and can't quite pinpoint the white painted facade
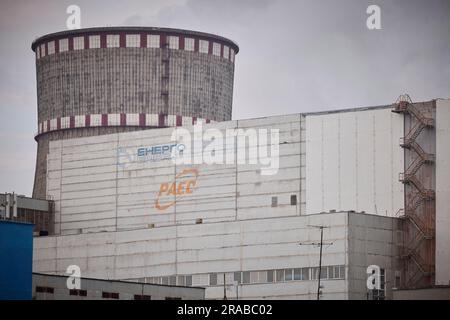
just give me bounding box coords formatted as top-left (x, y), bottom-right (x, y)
top-left (45, 108), bottom-right (403, 236)
top-left (305, 108), bottom-right (404, 216)
top-left (33, 103), bottom-right (450, 298)
top-left (435, 99), bottom-right (450, 285)
top-left (34, 211), bottom-right (396, 299)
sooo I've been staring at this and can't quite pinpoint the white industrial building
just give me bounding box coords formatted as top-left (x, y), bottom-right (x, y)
top-left (33, 98), bottom-right (450, 299)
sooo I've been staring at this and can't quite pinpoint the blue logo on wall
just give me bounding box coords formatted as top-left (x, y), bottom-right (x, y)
top-left (117, 143), bottom-right (185, 169)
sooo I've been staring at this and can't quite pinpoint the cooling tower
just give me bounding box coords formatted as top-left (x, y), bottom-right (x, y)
top-left (31, 27), bottom-right (239, 199)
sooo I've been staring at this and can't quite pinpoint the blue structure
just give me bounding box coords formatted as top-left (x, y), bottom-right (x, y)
top-left (0, 221), bottom-right (33, 300)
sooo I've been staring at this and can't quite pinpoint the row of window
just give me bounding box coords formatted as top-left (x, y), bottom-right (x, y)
top-left (272, 194), bottom-right (298, 207)
top-left (35, 286), bottom-right (178, 300)
top-left (144, 265), bottom-right (345, 287)
top-left (36, 34), bottom-right (235, 62)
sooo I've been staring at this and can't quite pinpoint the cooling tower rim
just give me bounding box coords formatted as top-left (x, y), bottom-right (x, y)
top-left (31, 26), bottom-right (239, 53)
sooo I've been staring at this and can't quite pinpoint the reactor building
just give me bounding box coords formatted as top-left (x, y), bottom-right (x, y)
top-left (31, 27), bottom-right (238, 199)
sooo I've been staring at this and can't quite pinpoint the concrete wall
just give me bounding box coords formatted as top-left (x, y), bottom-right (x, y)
top-left (347, 213), bottom-right (397, 300)
top-left (35, 108), bottom-right (408, 299)
top-left (393, 287), bottom-right (450, 300)
top-left (46, 115), bottom-right (303, 235)
top-left (32, 273), bottom-right (204, 300)
top-left (34, 211), bottom-right (396, 300)
top-left (45, 109), bottom-right (404, 235)
top-left (305, 108), bottom-right (404, 216)
top-left (435, 98), bottom-right (450, 285)
top-left (34, 212), bottom-right (348, 299)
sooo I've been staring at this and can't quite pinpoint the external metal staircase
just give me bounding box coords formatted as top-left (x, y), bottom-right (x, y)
top-left (392, 94), bottom-right (435, 288)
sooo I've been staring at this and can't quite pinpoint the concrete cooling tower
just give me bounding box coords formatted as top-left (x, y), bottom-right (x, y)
top-left (31, 27), bottom-right (239, 198)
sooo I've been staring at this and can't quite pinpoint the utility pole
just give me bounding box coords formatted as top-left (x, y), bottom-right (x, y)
top-left (317, 226), bottom-right (324, 300)
top-left (299, 225), bottom-right (333, 300)
top-left (223, 273), bottom-right (227, 300)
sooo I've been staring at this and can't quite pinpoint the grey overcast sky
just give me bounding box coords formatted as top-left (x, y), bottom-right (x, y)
top-left (0, 0), bottom-right (449, 196)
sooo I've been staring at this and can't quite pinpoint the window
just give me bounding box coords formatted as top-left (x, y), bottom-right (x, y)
top-left (59, 38), bottom-right (68, 52)
top-left (40, 44), bottom-right (46, 57)
top-left (69, 289), bottom-right (87, 296)
top-left (217, 273), bottom-right (232, 285)
top-left (230, 49), bottom-right (235, 62)
top-left (267, 270), bottom-right (274, 283)
top-left (223, 46), bottom-right (229, 59)
top-left (284, 269), bottom-right (293, 281)
top-left (311, 267), bottom-right (328, 280)
top-left (169, 276), bottom-right (176, 286)
top-left (257, 271), bottom-right (267, 283)
top-left (339, 266), bottom-right (345, 279)
top-left (320, 267), bottom-right (328, 279)
top-left (126, 34), bottom-right (140, 47)
top-left (168, 36), bottom-right (179, 49)
top-left (329, 266), bottom-right (336, 279)
top-left (134, 294), bottom-right (151, 300)
top-left (89, 35), bottom-right (100, 48)
top-left (212, 42), bottom-right (221, 56)
top-left (184, 38), bottom-right (194, 51)
top-left (36, 46), bottom-right (40, 59)
top-left (329, 265), bottom-right (344, 279)
top-left (302, 268), bottom-right (310, 280)
top-left (199, 40), bottom-right (209, 53)
top-left (177, 275), bottom-right (186, 286)
top-left (291, 195), bottom-right (297, 205)
top-left (186, 275), bottom-right (192, 286)
top-left (47, 41), bottom-right (55, 55)
top-left (276, 269), bottom-right (284, 282)
top-left (394, 271), bottom-right (401, 288)
top-left (73, 36), bottom-right (84, 50)
top-left (242, 271), bottom-right (250, 284)
top-left (294, 268), bottom-right (302, 280)
top-left (250, 271), bottom-right (266, 284)
top-left (107, 34), bottom-right (120, 48)
top-left (36, 286), bottom-right (54, 294)
top-left (271, 196), bottom-right (278, 207)
top-left (147, 34), bottom-right (160, 48)
top-left (209, 273), bottom-right (217, 286)
top-left (234, 272), bottom-right (241, 284)
top-left (102, 292), bottom-right (119, 299)
top-left (162, 277), bottom-right (169, 285)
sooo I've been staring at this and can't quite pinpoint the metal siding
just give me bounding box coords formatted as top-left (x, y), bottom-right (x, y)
top-left (305, 108), bottom-right (404, 216)
top-left (0, 222), bottom-right (34, 299)
top-left (435, 99), bottom-right (450, 285)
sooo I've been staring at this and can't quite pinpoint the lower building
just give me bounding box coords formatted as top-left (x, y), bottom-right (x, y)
top-left (32, 273), bottom-right (204, 300)
top-left (34, 211), bottom-right (397, 299)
